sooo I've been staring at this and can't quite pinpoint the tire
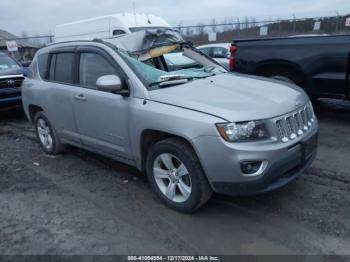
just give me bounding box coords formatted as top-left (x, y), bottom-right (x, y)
top-left (258, 66), bottom-right (304, 86)
top-left (34, 111), bottom-right (65, 155)
top-left (271, 75), bottom-right (294, 83)
top-left (146, 137), bottom-right (212, 213)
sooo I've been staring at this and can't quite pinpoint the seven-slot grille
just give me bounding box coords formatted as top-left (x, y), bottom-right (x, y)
top-left (275, 102), bottom-right (316, 143)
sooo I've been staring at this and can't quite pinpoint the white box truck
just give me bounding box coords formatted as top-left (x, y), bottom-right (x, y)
top-left (54, 13), bottom-right (171, 42)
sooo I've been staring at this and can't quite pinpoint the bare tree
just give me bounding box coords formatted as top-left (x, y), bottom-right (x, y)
top-left (227, 17), bottom-right (235, 31)
top-left (197, 23), bottom-right (205, 35)
top-left (243, 17), bottom-right (250, 29)
top-left (185, 27), bottom-right (192, 37)
top-left (222, 17), bottom-right (229, 32)
top-left (177, 22), bottom-right (183, 34)
top-left (21, 32), bottom-right (29, 39)
top-left (211, 18), bottom-right (217, 32)
top-left (250, 17), bottom-right (257, 28)
top-left (235, 18), bottom-right (241, 31)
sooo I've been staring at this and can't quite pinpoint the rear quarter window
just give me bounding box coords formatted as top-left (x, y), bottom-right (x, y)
top-left (37, 54), bottom-right (49, 80)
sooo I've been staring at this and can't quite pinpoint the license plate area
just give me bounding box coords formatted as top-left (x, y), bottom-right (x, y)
top-left (301, 134), bottom-right (318, 161)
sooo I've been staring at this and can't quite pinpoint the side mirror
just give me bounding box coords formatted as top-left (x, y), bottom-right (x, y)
top-left (96, 75), bottom-right (124, 93)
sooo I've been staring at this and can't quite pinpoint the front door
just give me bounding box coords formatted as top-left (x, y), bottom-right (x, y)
top-left (73, 48), bottom-right (131, 159)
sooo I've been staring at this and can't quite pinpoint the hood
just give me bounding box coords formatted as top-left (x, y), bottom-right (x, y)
top-left (0, 67), bottom-right (24, 77)
top-left (148, 73), bottom-right (309, 122)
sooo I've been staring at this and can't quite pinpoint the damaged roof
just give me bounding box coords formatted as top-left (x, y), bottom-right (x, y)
top-left (105, 28), bottom-right (186, 56)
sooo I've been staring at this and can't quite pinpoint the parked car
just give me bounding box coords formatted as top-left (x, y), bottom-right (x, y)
top-left (229, 35), bottom-right (350, 100)
top-left (0, 52), bottom-right (25, 108)
top-left (22, 30), bottom-right (318, 213)
top-left (197, 43), bottom-right (231, 68)
top-left (164, 52), bottom-right (199, 71)
top-left (55, 13), bottom-right (171, 42)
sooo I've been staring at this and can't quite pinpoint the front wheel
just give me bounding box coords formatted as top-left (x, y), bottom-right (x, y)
top-left (146, 138), bottom-right (212, 213)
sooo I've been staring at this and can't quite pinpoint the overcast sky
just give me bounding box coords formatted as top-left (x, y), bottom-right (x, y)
top-left (1, 0), bottom-right (350, 36)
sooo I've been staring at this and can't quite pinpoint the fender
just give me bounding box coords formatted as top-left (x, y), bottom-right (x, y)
top-left (253, 59), bottom-right (306, 77)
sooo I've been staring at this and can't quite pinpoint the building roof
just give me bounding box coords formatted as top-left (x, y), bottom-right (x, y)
top-left (0, 29), bottom-right (40, 48)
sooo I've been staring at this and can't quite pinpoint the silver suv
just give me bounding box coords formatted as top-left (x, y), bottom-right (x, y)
top-left (22, 38), bottom-right (318, 213)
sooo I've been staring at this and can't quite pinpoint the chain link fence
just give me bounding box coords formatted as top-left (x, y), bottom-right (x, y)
top-left (1, 14), bottom-right (350, 61)
top-left (177, 15), bottom-right (350, 45)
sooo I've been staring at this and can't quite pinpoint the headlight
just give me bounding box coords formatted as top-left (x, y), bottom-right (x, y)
top-left (216, 121), bottom-right (270, 142)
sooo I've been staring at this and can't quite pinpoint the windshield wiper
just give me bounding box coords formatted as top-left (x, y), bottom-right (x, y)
top-left (149, 74), bottom-right (192, 88)
top-left (148, 73), bottom-right (216, 88)
top-left (204, 66), bottom-right (215, 73)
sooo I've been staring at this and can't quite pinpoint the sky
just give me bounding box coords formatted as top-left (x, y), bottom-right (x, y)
top-left (0, 0), bottom-right (350, 36)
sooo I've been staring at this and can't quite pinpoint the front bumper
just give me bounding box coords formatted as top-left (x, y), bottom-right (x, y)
top-left (0, 88), bottom-right (22, 107)
top-left (191, 124), bottom-right (318, 196)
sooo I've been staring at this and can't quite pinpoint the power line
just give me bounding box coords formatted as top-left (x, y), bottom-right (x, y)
top-left (176, 14), bottom-right (349, 29)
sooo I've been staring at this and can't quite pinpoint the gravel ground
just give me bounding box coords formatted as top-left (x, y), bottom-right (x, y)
top-left (0, 99), bottom-right (349, 255)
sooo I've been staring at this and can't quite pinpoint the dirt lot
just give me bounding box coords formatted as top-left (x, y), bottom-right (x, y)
top-left (0, 99), bottom-right (349, 255)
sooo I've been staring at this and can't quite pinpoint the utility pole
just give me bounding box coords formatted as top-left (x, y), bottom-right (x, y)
top-left (132, 1), bottom-right (136, 15)
top-left (335, 11), bottom-right (340, 33)
top-left (292, 14), bottom-right (297, 34)
top-left (132, 1), bottom-right (137, 25)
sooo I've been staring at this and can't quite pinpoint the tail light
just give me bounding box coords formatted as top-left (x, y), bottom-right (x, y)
top-left (229, 44), bottom-right (237, 71)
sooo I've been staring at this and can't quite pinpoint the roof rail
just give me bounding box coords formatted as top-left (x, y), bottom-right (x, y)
top-left (45, 39), bottom-right (106, 47)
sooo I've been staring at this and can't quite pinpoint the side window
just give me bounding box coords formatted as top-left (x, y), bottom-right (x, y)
top-left (212, 47), bottom-right (229, 59)
top-left (48, 53), bottom-right (74, 84)
top-left (113, 29), bottom-right (126, 36)
top-left (79, 52), bottom-right (117, 89)
top-left (37, 54), bottom-right (49, 80)
top-left (199, 47), bottom-right (211, 56)
top-left (49, 54), bottom-right (56, 81)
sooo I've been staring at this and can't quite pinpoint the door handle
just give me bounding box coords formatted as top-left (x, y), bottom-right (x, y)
top-left (74, 94), bottom-right (87, 101)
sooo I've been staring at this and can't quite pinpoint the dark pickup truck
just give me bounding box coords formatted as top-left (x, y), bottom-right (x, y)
top-left (0, 52), bottom-right (25, 108)
top-left (229, 35), bottom-right (350, 100)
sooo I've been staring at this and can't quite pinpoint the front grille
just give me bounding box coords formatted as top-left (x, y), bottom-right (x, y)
top-left (0, 77), bottom-right (23, 89)
top-left (275, 102), bottom-right (316, 143)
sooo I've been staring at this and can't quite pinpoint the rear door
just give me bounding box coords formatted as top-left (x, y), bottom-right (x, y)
top-left (310, 36), bottom-right (350, 98)
top-left (72, 46), bottom-right (131, 159)
top-left (44, 49), bottom-right (81, 143)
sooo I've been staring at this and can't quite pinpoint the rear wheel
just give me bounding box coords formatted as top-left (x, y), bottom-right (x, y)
top-left (146, 138), bottom-right (212, 213)
top-left (270, 75), bottom-right (294, 83)
top-left (258, 66), bottom-right (304, 86)
top-left (34, 111), bottom-right (65, 155)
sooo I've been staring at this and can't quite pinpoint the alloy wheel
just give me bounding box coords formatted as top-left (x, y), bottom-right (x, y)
top-left (153, 153), bottom-right (192, 203)
top-left (37, 118), bottom-right (53, 150)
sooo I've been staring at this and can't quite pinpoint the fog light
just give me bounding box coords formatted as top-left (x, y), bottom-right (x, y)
top-left (240, 161), bottom-right (266, 176)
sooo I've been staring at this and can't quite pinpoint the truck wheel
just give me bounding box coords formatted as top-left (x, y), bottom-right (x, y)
top-left (146, 138), bottom-right (212, 213)
top-left (34, 111), bottom-right (65, 155)
top-left (258, 67), bottom-right (304, 86)
top-left (271, 75), bottom-right (294, 83)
